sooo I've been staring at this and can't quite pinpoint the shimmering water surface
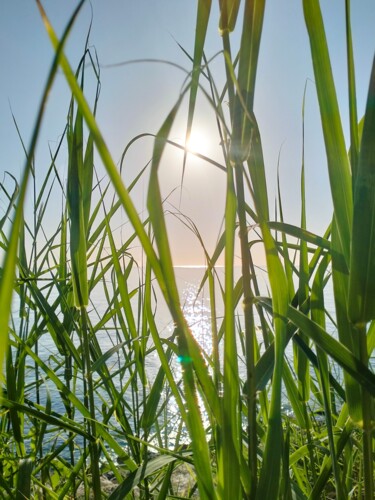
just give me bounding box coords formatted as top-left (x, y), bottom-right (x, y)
top-left (13, 266), bottom-right (356, 452)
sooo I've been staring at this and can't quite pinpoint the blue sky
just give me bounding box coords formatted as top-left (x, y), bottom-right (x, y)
top-left (1, 1), bottom-right (374, 265)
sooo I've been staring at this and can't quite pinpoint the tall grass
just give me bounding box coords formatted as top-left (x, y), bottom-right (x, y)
top-left (0, 0), bottom-right (374, 498)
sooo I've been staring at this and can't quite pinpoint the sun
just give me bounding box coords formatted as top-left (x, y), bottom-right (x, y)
top-left (185, 128), bottom-right (210, 155)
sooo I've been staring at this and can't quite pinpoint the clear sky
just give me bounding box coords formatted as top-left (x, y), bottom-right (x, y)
top-left (1, 1), bottom-right (374, 266)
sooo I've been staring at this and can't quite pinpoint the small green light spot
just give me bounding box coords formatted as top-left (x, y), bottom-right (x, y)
top-left (177, 355), bottom-right (192, 364)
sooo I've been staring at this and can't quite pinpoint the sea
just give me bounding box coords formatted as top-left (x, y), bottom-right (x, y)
top-left (9, 265), bottom-right (370, 454)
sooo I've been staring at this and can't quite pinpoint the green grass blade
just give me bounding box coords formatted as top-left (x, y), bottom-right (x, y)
top-left (348, 56), bottom-right (375, 324)
top-left (276, 167), bottom-right (295, 299)
top-left (67, 104), bottom-right (88, 308)
top-left (311, 254), bottom-right (346, 498)
top-left (256, 226), bottom-right (289, 500)
top-left (181, 0), bottom-right (212, 187)
top-left (219, 159), bottom-right (241, 499)
top-left (345, 0), bottom-right (359, 184)
top-left (346, 57), bottom-right (375, 498)
top-left (295, 88), bottom-right (310, 403)
top-left (108, 454), bottom-right (178, 500)
top-left (303, 0), bottom-right (352, 265)
top-left (230, 0), bottom-right (266, 166)
top-left (15, 458), bottom-right (33, 500)
top-left (0, 397), bottom-right (90, 440)
top-left (332, 219), bottom-right (362, 424)
top-left (287, 305), bottom-right (375, 396)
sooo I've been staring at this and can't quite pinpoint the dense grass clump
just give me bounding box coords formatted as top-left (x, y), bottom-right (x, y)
top-left (0, 1), bottom-right (374, 498)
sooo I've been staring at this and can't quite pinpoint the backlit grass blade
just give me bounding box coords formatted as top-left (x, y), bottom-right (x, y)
top-left (303, 0), bottom-right (353, 265)
top-left (67, 104), bottom-right (88, 308)
top-left (218, 156), bottom-right (241, 499)
top-left (105, 218), bottom-right (146, 384)
top-left (230, 1), bottom-right (266, 168)
top-left (286, 305), bottom-right (375, 396)
top-left (345, 0), bottom-right (359, 184)
top-left (347, 56), bottom-right (375, 499)
top-left (182, 0), bottom-right (212, 186)
top-left (348, 56), bottom-right (375, 324)
top-left (295, 88), bottom-right (310, 404)
top-left (223, 2), bottom-right (289, 495)
top-left (256, 295), bottom-right (375, 395)
top-left (268, 222), bottom-right (332, 254)
top-left (332, 220), bottom-right (362, 423)
top-left (277, 168), bottom-right (295, 299)
top-left (25, 281), bottom-right (81, 365)
top-left (234, 162), bottom-right (258, 495)
top-left (256, 226), bottom-right (289, 500)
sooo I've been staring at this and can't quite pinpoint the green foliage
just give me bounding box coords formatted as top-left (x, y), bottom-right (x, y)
top-left (0, 0), bottom-right (374, 498)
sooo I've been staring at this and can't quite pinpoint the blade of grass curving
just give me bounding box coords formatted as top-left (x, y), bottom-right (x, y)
top-left (25, 280), bottom-right (81, 365)
top-left (66, 62), bottom-right (102, 495)
top-left (91, 340), bottom-right (136, 372)
top-left (228, 3), bottom-right (289, 491)
top-left (268, 222), bottom-right (332, 254)
top-left (108, 454), bottom-right (179, 500)
top-left (256, 296), bottom-right (375, 394)
top-left (287, 305), bottom-right (375, 396)
top-left (0, 397), bottom-right (90, 440)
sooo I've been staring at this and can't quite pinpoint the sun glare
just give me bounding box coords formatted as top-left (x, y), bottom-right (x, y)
top-left (185, 129), bottom-right (210, 155)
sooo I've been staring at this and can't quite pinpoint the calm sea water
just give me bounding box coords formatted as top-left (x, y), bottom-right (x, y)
top-left (12, 266), bottom-right (367, 451)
